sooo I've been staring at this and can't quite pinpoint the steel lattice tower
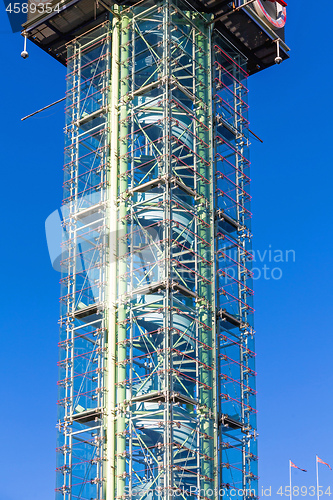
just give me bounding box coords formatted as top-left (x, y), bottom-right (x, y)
top-left (21, 1), bottom-right (289, 499)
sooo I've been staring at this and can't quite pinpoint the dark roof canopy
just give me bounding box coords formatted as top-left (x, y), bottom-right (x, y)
top-left (22, 0), bottom-right (289, 74)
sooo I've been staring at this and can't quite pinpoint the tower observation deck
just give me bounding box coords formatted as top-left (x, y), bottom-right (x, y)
top-left (21, 1), bottom-right (289, 499)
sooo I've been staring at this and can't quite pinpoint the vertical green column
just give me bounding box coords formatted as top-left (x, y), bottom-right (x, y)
top-left (117, 8), bottom-right (130, 499)
top-left (195, 17), bottom-right (215, 495)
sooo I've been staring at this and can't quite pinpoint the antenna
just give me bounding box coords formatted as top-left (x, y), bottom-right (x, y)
top-left (21, 32), bottom-right (29, 59)
top-left (274, 38), bottom-right (282, 64)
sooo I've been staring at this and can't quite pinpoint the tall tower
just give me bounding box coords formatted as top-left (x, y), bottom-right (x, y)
top-left (22, 1), bottom-right (289, 499)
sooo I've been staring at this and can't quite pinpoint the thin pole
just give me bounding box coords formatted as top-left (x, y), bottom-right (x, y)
top-left (289, 460), bottom-right (292, 500)
top-left (248, 127), bottom-right (264, 143)
top-left (21, 96), bottom-right (66, 121)
top-left (106, 9), bottom-right (119, 500)
top-left (316, 455), bottom-right (320, 500)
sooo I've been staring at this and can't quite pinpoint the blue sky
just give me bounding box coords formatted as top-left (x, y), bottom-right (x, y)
top-left (0, 2), bottom-right (332, 499)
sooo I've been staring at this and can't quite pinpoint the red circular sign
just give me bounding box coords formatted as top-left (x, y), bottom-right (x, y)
top-left (254, 0), bottom-right (287, 29)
